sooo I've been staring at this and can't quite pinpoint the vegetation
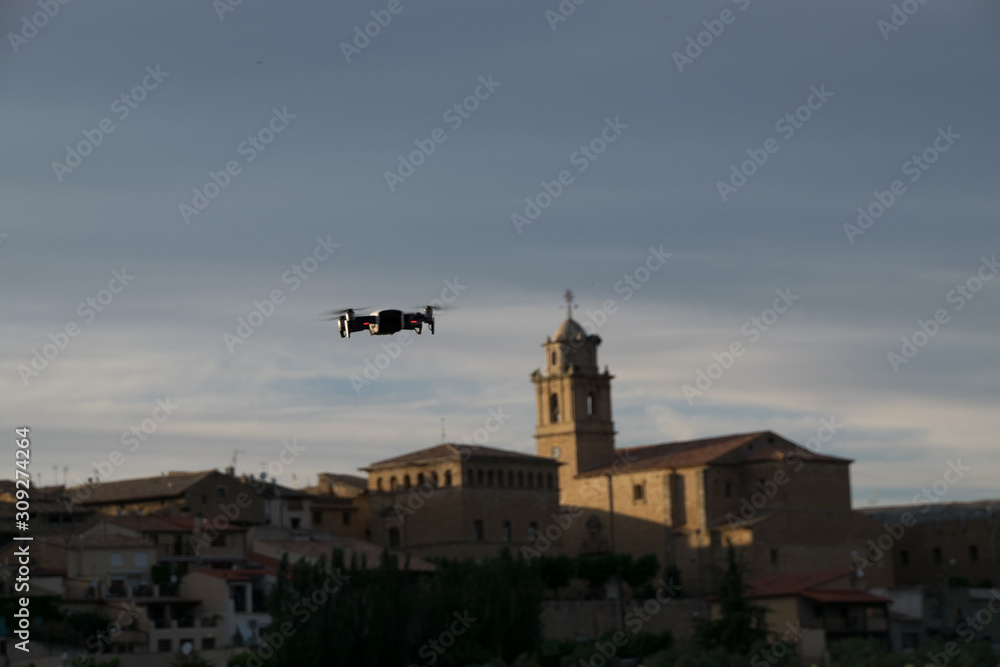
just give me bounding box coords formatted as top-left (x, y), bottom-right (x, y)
top-left (693, 545), bottom-right (768, 655)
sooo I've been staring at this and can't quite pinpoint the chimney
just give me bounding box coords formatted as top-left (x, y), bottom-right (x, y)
top-left (225, 466), bottom-right (235, 477)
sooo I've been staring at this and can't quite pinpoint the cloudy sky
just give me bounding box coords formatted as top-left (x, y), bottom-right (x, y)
top-left (2, 0), bottom-right (998, 508)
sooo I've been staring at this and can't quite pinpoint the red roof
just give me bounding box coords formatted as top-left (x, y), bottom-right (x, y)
top-left (579, 431), bottom-right (849, 477)
top-left (107, 514), bottom-right (246, 533)
top-left (747, 568), bottom-right (854, 598)
top-left (746, 568), bottom-right (888, 605)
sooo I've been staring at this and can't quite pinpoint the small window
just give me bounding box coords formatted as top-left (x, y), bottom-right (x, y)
top-left (518, 471), bottom-right (524, 487)
top-left (477, 469), bottom-right (484, 485)
top-left (587, 393), bottom-right (594, 416)
top-left (550, 393), bottom-right (559, 422)
top-left (390, 476), bottom-right (398, 491)
top-left (900, 550), bottom-right (910, 566)
top-left (537, 472), bottom-right (544, 487)
top-left (724, 482), bottom-right (732, 498)
top-left (770, 548), bottom-right (779, 565)
top-left (404, 475), bottom-right (411, 489)
top-left (488, 470), bottom-right (494, 486)
top-left (417, 473), bottom-right (424, 486)
top-left (377, 478), bottom-right (384, 492)
top-left (547, 473), bottom-right (553, 489)
top-left (110, 553), bottom-right (123, 567)
top-left (633, 484), bottom-right (644, 501)
top-left (551, 352), bottom-right (556, 365)
top-left (388, 527), bottom-right (400, 548)
top-left (217, 486), bottom-right (226, 499)
top-left (527, 472), bottom-right (534, 488)
top-left (502, 521), bottom-right (511, 543)
top-left (529, 522), bottom-right (538, 544)
top-left (158, 639), bottom-right (172, 652)
top-left (202, 638), bottom-right (215, 651)
top-left (444, 470), bottom-right (452, 486)
top-left (466, 469), bottom-right (474, 486)
top-left (933, 547), bottom-right (942, 564)
top-left (343, 512), bottom-right (351, 525)
top-left (498, 471), bottom-right (504, 487)
top-left (431, 472), bottom-right (438, 487)
top-left (474, 520), bottom-right (484, 542)
top-left (969, 545), bottom-right (979, 562)
top-left (134, 553), bottom-right (148, 567)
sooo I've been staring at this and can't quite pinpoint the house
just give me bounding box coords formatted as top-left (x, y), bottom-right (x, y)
top-left (64, 470), bottom-right (266, 525)
top-left (737, 568), bottom-right (892, 663)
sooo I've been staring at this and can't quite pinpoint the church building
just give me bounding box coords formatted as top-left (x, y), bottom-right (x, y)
top-left (357, 303), bottom-right (893, 596)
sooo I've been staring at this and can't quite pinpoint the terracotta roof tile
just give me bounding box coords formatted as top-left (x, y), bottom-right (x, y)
top-left (365, 444), bottom-right (556, 470)
top-left (746, 568), bottom-right (854, 598)
top-left (66, 471), bottom-right (216, 505)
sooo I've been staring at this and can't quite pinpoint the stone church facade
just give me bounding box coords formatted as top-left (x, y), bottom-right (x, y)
top-left (361, 314), bottom-right (892, 596)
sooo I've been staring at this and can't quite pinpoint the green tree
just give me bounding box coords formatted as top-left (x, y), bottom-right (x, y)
top-left (694, 545), bottom-right (767, 654)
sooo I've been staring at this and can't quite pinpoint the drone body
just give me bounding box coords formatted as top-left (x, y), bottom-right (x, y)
top-left (329, 306), bottom-right (437, 338)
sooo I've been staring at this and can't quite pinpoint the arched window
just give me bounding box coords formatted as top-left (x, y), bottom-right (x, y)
top-left (377, 478), bottom-right (384, 492)
top-left (488, 470), bottom-right (494, 486)
top-left (547, 473), bottom-right (553, 489)
top-left (527, 472), bottom-right (533, 488)
top-left (404, 475), bottom-right (411, 489)
top-left (430, 472), bottom-right (438, 487)
top-left (417, 473), bottom-right (424, 486)
top-left (445, 470), bottom-right (453, 487)
top-left (467, 469), bottom-right (474, 486)
top-left (518, 471), bottom-right (524, 487)
top-left (587, 393), bottom-right (594, 416)
top-left (508, 471), bottom-right (514, 486)
top-left (551, 352), bottom-right (557, 365)
top-left (390, 476), bottom-right (398, 491)
top-left (550, 393), bottom-right (559, 422)
top-left (498, 471), bottom-right (504, 487)
top-left (537, 472), bottom-right (544, 487)
top-left (477, 469), bottom-right (484, 485)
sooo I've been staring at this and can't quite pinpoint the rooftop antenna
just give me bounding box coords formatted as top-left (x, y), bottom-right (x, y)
top-left (441, 417), bottom-right (446, 443)
top-left (564, 289), bottom-right (576, 318)
top-left (63, 466), bottom-right (68, 485)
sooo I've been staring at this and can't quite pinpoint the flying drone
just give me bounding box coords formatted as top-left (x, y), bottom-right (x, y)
top-left (322, 305), bottom-right (446, 338)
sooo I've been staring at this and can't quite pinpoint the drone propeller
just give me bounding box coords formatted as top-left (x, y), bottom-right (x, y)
top-left (413, 304), bottom-right (455, 312)
top-left (320, 307), bottom-right (369, 319)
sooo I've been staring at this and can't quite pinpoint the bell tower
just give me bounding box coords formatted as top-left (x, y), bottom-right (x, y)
top-left (533, 291), bottom-right (616, 486)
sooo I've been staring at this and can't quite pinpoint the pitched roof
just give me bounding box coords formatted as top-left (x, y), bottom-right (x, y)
top-left (66, 471), bottom-right (217, 505)
top-left (746, 568), bottom-right (855, 598)
top-left (802, 589), bottom-right (892, 604)
top-left (578, 431), bottom-right (849, 476)
top-left (106, 514), bottom-right (246, 534)
top-left (318, 473), bottom-right (367, 489)
top-left (365, 443), bottom-right (557, 470)
top-left (41, 534), bottom-right (155, 550)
